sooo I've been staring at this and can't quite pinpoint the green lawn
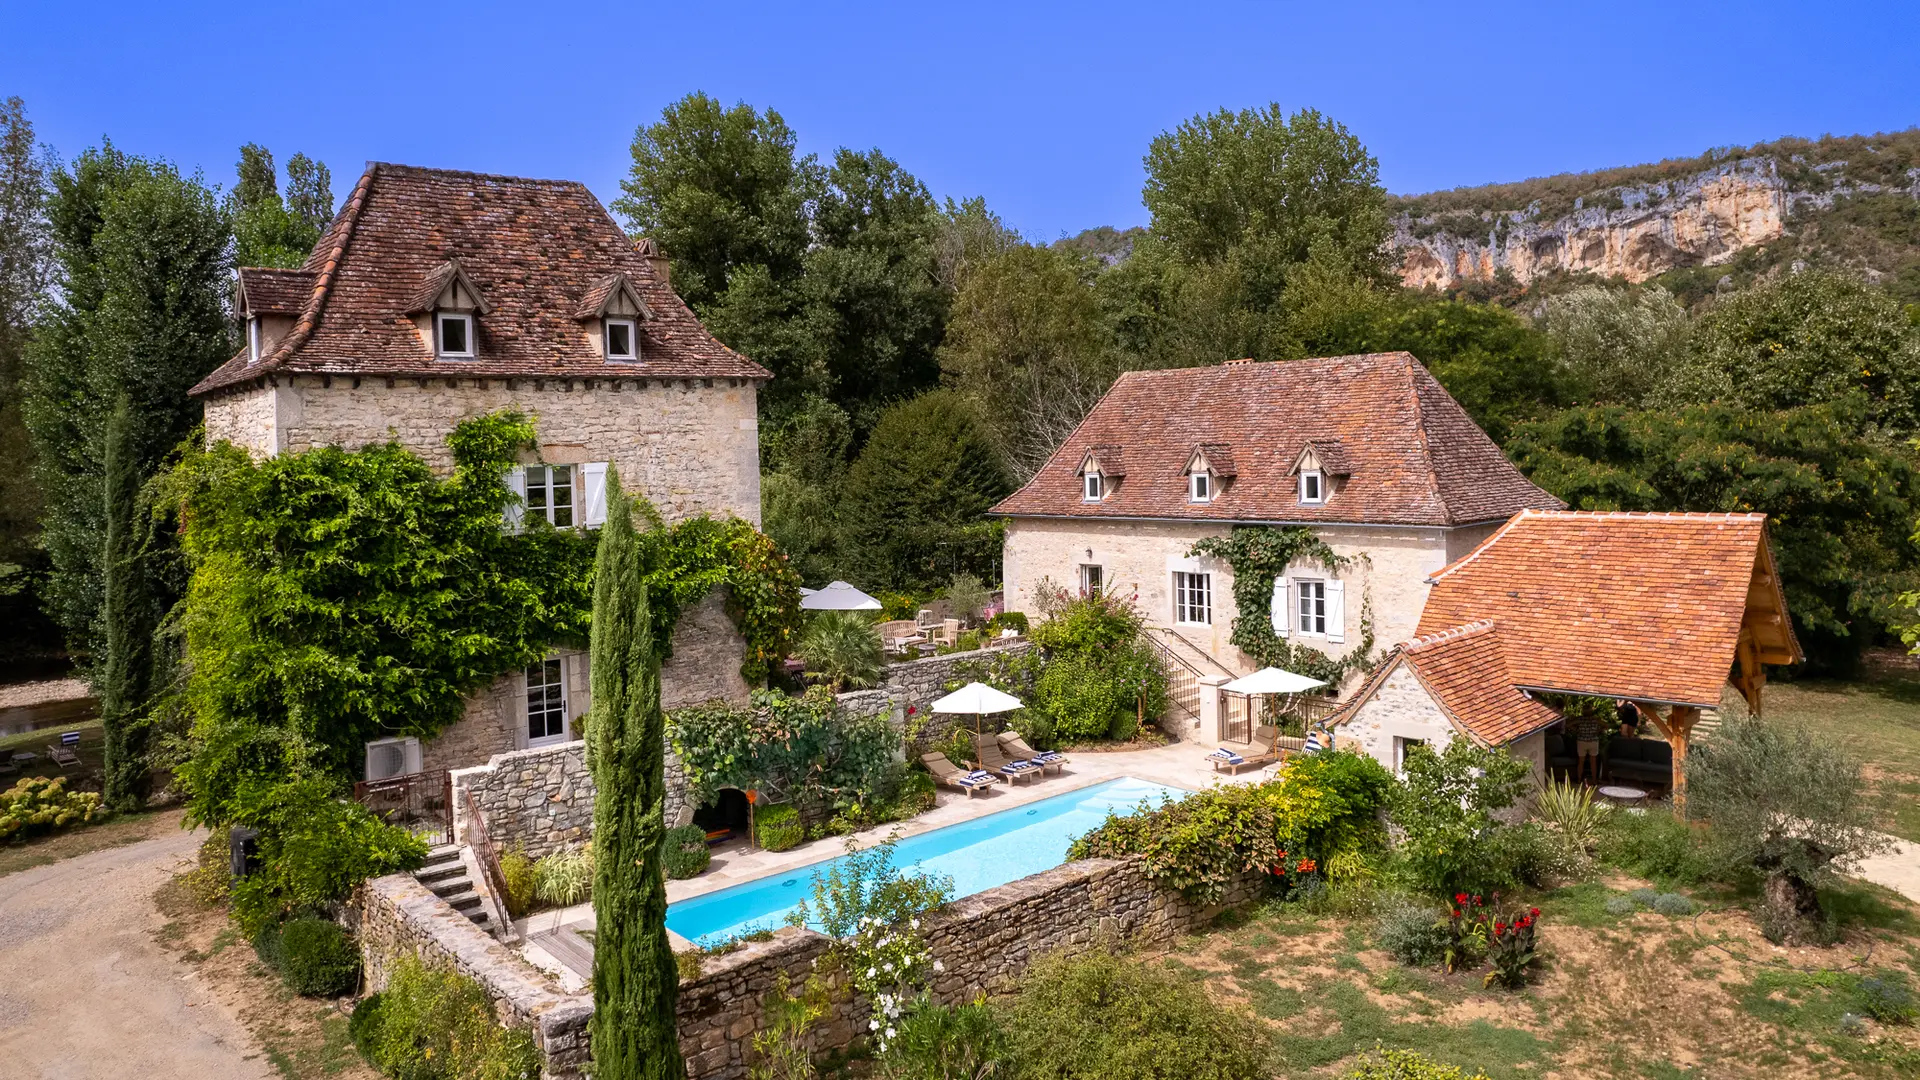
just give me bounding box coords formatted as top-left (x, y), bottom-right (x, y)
top-left (1765, 674), bottom-right (1920, 841)
top-left (0, 717), bottom-right (106, 786)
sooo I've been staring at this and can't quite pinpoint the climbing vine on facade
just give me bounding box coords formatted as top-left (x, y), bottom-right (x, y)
top-left (1187, 526), bottom-right (1376, 687)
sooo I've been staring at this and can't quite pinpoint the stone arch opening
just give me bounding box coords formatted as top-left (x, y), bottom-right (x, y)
top-left (692, 787), bottom-right (751, 842)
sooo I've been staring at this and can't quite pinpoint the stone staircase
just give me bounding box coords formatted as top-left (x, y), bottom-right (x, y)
top-left (416, 844), bottom-right (491, 930)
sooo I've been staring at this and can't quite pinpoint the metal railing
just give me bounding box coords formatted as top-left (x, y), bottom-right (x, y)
top-left (462, 788), bottom-right (517, 938)
top-left (353, 769), bottom-right (453, 846)
top-left (1144, 632), bottom-right (1206, 725)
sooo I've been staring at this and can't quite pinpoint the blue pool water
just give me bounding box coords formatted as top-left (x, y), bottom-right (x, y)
top-left (665, 776), bottom-right (1187, 945)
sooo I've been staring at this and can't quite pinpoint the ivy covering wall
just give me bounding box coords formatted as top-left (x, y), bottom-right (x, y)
top-left (1188, 526), bottom-right (1375, 687)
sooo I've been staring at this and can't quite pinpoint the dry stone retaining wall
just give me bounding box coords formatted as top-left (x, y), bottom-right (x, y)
top-left (452, 740), bottom-right (694, 859)
top-left (881, 643), bottom-right (1032, 753)
top-left (359, 855), bottom-right (1269, 1080)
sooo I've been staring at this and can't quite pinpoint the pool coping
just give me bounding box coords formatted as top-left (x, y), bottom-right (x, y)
top-left (512, 752), bottom-right (1217, 951)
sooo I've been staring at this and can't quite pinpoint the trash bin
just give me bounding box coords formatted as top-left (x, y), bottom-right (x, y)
top-left (229, 826), bottom-right (261, 880)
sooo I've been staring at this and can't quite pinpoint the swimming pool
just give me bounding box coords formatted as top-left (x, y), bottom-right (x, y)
top-left (665, 776), bottom-right (1187, 945)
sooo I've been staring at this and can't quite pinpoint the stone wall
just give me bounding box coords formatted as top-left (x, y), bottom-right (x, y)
top-left (1334, 659), bottom-right (1457, 772)
top-left (359, 855), bottom-right (1271, 1080)
top-left (880, 643), bottom-right (1033, 753)
top-left (451, 739), bottom-right (695, 860)
top-left (203, 374), bottom-right (762, 526)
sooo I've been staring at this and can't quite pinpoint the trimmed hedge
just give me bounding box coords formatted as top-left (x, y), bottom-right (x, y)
top-left (756, 804), bottom-right (803, 852)
top-left (664, 823), bottom-right (712, 879)
top-left (280, 917), bottom-right (361, 996)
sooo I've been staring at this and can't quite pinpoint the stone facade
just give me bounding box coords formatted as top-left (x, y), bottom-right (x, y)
top-left (1002, 516), bottom-right (1500, 690)
top-left (1336, 659), bottom-right (1549, 793)
top-left (423, 590), bottom-right (751, 776)
top-left (358, 855), bottom-right (1272, 1080)
top-left (202, 375), bottom-right (762, 526)
top-left (451, 738), bottom-right (696, 860)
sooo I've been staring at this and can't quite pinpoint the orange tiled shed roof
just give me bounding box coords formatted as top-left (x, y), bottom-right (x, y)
top-left (192, 163), bottom-right (769, 397)
top-left (1335, 620), bottom-right (1561, 746)
top-left (991, 353), bottom-right (1563, 527)
top-left (1418, 510), bottom-right (1802, 708)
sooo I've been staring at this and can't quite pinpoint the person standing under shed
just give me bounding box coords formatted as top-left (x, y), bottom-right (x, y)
top-left (1569, 704), bottom-right (1604, 784)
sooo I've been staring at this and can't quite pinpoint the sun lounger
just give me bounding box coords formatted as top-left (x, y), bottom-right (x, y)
top-left (921, 752), bottom-right (1000, 797)
top-left (46, 743), bottom-right (79, 768)
top-left (972, 735), bottom-right (1045, 784)
top-left (1207, 725), bottom-right (1306, 773)
top-left (996, 731), bottom-right (1067, 774)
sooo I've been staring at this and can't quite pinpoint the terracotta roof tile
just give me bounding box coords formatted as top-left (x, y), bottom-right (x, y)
top-left (193, 163), bottom-right (769, 396)
top-left (1332, 620), bottom-right (1560, 747)
top-left (235, 267), bottom-right (316, 315)
top-left (991, 353), bottom-right (1562, 527)
top-left (1418, 510), bottom-right (1802, 707)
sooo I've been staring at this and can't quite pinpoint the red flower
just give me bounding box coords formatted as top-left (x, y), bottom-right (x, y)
top-left (1451, 908), bottom-right (1461, 918)
top-left (1529, 907), bottom-right (1541, 917)
top-left (1455, 893), bottom-right (1468, 904)
top-left (907, 706), bottom-right (917, 715)
top-left (1296, 858), bottom-right (1317, 874)
top-left (1472, 895), bottom-right (1482, 906)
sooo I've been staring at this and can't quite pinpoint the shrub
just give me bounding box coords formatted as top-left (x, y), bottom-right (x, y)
top-left (1391, 740), bottom-right (1532, 897)
top-left (750, 970), bottom-right (832, 1080)
top-left (1604, 896), bottom-right (1637, 917)
top-left (1629, 887), bottom-right (1658, 907)
top-left (1001, 950), bottom-right (1270, 1080)
top-left (533, 845), bottom-right (594, 907)
top-left (664, 823), bottom-right (712, 880)
top-left (1597, 806), bottom-right (1711, 885)
top-left (1483, 906), bottom-right (1542, 990)
top-left (986, 611), bottom-right (1028, 635)
top-left (1651, 892), bottom-right (1695, 916)
top-left (348, 992), bottom-right (386, 1057)
top-left (1375, 897), bottom-right (1451, 967)
top-left (1858, 972), bottom-right (1916, 1025)
top-left (880, 1000), bottom-right (1007, 1080)
top-left (1491, 823), bottom-right (1580, 887)
top-left (1026, 591), bottom-right (1167, 743)
top-left (1344, 1046), bottom-right (1491, 1079)
top-left (800, 610), bottom-right (886, 692)
top-left (353, 955), bottom-right (541, 1080)
top-left (756, 805), bottom-right (804, 853)
top-left (1530, 776), bottom-right (1607, 858)
top-left (182, 831), bottom-right (233, 906)
top-left (0, 776), bottom-right (109, 840)
top-left (278, 917), bottom-right (361, 997)
top-left (498, 847), bottom-right (536, 917)
top-left (1437, 894), bottom-right (1490, 973)
top-left (252, 921), bottom-right (285, 970)
top-left (944, 573), bottom-right (993, 625)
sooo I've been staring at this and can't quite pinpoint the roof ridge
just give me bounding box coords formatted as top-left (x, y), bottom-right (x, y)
top-left (1406, 618), bottom-right (1499, 650)
top-left (258, 163), bottom-right (377, 373)
top-left (1402, 353), bottom-right (1449, 524)
top-left (365, 161), bottom-right (594, 191)
top-left (1523, 509), bottom-right (1769, 522)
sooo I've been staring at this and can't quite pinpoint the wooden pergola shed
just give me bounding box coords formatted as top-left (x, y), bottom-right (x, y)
top-left (1417, 510), bottom-right (1803, 795)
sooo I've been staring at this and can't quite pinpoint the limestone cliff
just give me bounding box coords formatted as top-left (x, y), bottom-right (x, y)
top-left (1393, 134), bottom-right (1920, 291)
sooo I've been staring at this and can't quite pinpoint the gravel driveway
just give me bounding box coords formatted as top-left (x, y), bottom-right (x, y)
top-left (0, 826), bottom-right (273, 1080)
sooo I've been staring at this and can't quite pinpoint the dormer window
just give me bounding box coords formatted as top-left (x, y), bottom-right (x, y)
top-left (436, 311), bottom-right (475, 359)
top-left (1084, 471), bottom-right (1103, 501)
top-left (1189, 471), bottom-right (1212, 502)
top-left (1301, 469), bottom-right (1325, 504)
top-left (248, 317), bottom-right (262, 364)
top-left (604, 317), bottom-right (637, 361)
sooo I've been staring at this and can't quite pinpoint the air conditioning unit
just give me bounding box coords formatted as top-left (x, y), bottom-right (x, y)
top-left (364, 736), bottom-right (422, 781)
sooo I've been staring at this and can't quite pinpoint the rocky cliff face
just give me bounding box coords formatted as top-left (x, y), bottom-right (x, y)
top-left (1393, 150), bottom-right (1920, 290)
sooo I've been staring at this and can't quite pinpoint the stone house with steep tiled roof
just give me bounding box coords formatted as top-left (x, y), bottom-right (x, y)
top-left (992, 353), bottom-right (1564, 691)
top-left (190, 163), bottom-right (770, 778)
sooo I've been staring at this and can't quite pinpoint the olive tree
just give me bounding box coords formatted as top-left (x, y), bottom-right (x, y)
top-left (1687, 716), bottom-right (1891, 942)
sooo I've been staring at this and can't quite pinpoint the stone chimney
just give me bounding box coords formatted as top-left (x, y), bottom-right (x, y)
top-left (635, 237), bottom-right (670, 285)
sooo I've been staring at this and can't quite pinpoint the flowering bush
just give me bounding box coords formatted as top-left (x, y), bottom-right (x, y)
top-left (0, 776), bottom-right (109, 839)
top-left (1484, 906), bottom-right (1542, 989)
top-left (789, 835), bottom-right (952, 1053)
top-left (1439, 894), bottom-right (1493, 973)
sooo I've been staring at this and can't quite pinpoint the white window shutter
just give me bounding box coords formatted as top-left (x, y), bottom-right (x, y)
top-left (1270, 577), bottom-right (1290, 638)
top-left (503, 466), bottom-right (526, 531)
top-left (581, 462), bottom-right (608, 527)
top-left (1326, 579), bottom-right (1346, 644)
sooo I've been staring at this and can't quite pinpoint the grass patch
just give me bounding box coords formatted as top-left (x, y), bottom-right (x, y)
top-left (1535, 882), bottom-right (1629, 928)
top-left (1767, 675), bottom-right (1920, 843)
top-left (0, 808), bottom-right (177, 878)
top-left (1824, 878), bottom-right (1920, 936)
top-left (1268, 978), bottom-right (1555, 1078)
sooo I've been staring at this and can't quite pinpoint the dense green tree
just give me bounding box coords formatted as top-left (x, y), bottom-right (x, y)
top-left (1657, 269), bottom-right (1920, 432)
top-left (614, 92), bottom-right (812, 310)
top-left (933, 195), bottom-right (1023, 290)
top-left (1508, 401), bottom-right (1920, 671)
top-left (1535, 284), bottom-right (1690, 405)
top-left (941, 244), bottom-right (1118, 479)
top-left (586, 470), bottom-right (684, 1080)
top-left (230, 143), bottom-right (333, 269)
top-left (97, 398), bottom-right (158, 809)
top-left (0, 96), bottom-right (54, 674)
top-left (760, 394), bottom-right (853, 585)
top-left (840, 390), bottom-right (1010, 592)
top-left (24, 144), bottom-right (231, 662)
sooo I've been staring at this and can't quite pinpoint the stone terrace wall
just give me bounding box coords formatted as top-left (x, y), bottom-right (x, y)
top-left (882, 642), bottom-right (1032, 753)
top-left (361, 854), bottom-right (1268, 1080)
top-left (452, 741), bottom-right (693, 860)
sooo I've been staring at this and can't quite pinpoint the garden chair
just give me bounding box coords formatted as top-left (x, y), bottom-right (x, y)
top-left (996, 731), bottom-right (1067, 774)
top-left (919, 752), bottom-right (1000, 798)
top-left (46, 741), bottom-right (80, 769)
top-left (972, 734), bottom-right (1044, 785)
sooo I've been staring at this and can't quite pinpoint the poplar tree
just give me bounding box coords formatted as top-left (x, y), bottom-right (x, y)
top-left (97, 396), bottom-right (154, 809)
top-left (586, 467), bottom-right (685, 1080)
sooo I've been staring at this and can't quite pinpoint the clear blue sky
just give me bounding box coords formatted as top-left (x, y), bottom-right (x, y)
top-left (8, 0), bottom-right (1918, 241)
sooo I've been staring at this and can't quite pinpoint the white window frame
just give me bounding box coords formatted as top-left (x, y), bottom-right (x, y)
top-left (1301, 469), bottom-right (1325, 504)
top-left (1078, 563), bottom-right (1104, 597)
top-left (524, 656), bottom-right (570, 747)
top-left (436, 311), bottom-right (476, 359)
top-left (1083, 471), bottom-right (1102, 501)
top-left (1296, 578), bottom-right (1327, 637)
top-left (604, 317), bottom-right (638, 361)
top-left (1172, 571), bottom-right (1212, 626)
top-left (248, 317), bottom-right (262, 364)
top-left (1189, 471), bottom-right (1212, 503)
top-left (522, 464), bottom-right (577, 528)
top-left (1393, 735), bottom-right (1426, 775)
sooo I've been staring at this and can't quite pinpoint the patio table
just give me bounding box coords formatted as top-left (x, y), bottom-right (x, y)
top-left (1597, 784), bottom-right (1649, 805)
top-left (10, 751), bottom-right (37, 764)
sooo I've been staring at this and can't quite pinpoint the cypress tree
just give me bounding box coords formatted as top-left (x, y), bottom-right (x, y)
top-left (98, 396), bottom-right (152, 810)
top-left (587, 467), bottom-right (685, 1080)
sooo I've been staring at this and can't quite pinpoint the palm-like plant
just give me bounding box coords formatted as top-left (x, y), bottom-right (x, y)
top-left (800, 611), bottom-right (886, 692)
top-left (1532, 775), bottom-right (1608, 854)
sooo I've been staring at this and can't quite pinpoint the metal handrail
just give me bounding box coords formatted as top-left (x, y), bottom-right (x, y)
top-left (461, 788), bottom-right (516, 937)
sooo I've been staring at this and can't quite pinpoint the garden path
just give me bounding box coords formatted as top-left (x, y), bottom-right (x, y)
top-left (1856, 833), bottom-right (1920, 904)
top-left (0, 824), bottom-right (274, 1080)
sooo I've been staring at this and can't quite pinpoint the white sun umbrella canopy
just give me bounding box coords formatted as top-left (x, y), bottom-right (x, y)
top-left (1221, 667), bottom-right (1328, 696)
top-left (930, 681), bottom-right (1025, 734)
top-left (798, 580), bottom-right (884, 611)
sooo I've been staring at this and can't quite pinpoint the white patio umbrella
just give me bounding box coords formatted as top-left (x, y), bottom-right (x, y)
top-left (930, 681), bottom-right (1025, 734)
top-left (798, 580), bottom-right (884, 612)
top-left (1221, 667), bottom-right (1329, 747)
